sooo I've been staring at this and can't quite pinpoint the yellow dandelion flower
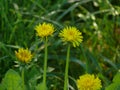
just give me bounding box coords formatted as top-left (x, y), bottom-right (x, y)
top-left (35, 22), bottom-right (55, 38)
top-left (77, 74), bottom-right (102, 90)
top-left (59, 26), bottom-right (83, 47)
top-left (15, 48), bottom-right (32, 63)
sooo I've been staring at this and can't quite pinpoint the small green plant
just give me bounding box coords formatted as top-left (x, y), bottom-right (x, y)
top-left (34, 22), bottom-right (55, 89)
top-left (59, 26), bottom-right (83, 90)
top-left (106, 71), bottom-right (120, 90)
top-left (0, 0), bottom-right (120, 89)
top-left (0, 69), bottom-right (23, 90)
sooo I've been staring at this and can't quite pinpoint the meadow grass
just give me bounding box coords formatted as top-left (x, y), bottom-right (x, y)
top-left (0, 0), bottom-right (120, 90)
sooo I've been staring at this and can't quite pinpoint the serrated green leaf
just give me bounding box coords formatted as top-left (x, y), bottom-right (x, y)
top-left (36, 82), bottom-right (47, 90)
top-left (113, 72), bottom-right (120, 83)
top-left (105, 83), bottom-right (120, 90)
top-left (105, 72), bottom-right (120, 90)
top-left (0, 69), bottom-right (23, 90)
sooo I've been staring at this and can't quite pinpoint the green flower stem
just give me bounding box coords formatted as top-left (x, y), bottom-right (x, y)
top-left (21, 67), bottom-right (25, 90)
top-left (43, 37), bottom-right (48, 89)
top-left (64, 44), bottom-right (70, 90)
top-left (86, 58), bottom-right (90, 73)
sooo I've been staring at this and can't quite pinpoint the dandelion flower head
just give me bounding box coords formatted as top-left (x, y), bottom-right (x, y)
top-left (59, 26), bottom-right (83, 47)
top-left (35, 22), bottom-right (55, 38)
top-left (15, 48), bottom-right (32, 63)
top-left (77, 74), bottom-right (102, 90)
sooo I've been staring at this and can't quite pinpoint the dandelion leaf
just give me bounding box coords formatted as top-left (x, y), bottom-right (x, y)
top-left (113, 72), bottom-right (120, 83)
top-left (0, 69), bottom-right (23, 90)
top-left (105, 72), bottom-right (120, 90)
top-left (36, 82), bottom-right (47, 90)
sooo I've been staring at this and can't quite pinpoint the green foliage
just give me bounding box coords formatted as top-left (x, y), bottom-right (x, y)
top-left (0, 69), bottom-right (23, 90)
top-left (106, 72), bottom-right (120, 90)
top-left (36, 83), bottom-right (47, 90)
top-left (0, 0), bottom-right (120, 89)
top-left (113, 72), bottom-right (120, 83)
top-left (106, 83), bottom-right (120, 90)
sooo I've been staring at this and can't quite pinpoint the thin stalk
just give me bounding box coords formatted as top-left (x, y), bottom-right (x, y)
top-left (64, 44), bottom-right (70, 90)
top-left (22, 67), bottom-right (25, 90)
top-left (43, 37), bottom-right (48, 89)
top-left (80, 45), bottom-right (90, 73)
top-left (86, 58), bottom-right (89, 73)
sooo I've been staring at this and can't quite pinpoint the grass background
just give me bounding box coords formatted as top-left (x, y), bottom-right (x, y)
top-left (0, 0), bottom-right (120, 90)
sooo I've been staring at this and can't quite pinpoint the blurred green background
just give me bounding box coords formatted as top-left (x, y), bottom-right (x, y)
top-left (0, 0), bottom-right (120, 90)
